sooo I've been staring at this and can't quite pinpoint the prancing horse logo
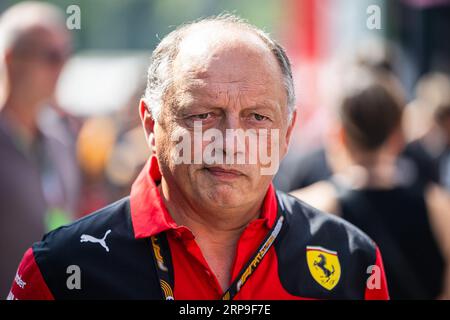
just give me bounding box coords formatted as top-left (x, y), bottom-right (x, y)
top-left (314, 254), bottom-right (335, 280)
top-left (80, 230), bottom-right (111, 252)
top-left (306, 246), bottom-right (341, 290)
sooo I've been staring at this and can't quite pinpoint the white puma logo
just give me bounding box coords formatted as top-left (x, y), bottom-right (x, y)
top-left (80, 229), bottom-right (111, 252)
top-left (14, 273), bottom-right (26, 289)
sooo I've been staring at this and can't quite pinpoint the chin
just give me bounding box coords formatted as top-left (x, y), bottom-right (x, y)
top-left (201, 185), bottom-right (244, 208)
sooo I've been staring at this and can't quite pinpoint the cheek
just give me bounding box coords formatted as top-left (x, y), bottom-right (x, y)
top-left (12, 63), bottom-right (35, 85)
top-left (29, 65), bottom-right (56, 88)
top-left (254, 129), bottom-right (282, 168)
top-left (153, 126), bottom-right (172, 162)
top-left (155, 123), bottom-right (198, 170)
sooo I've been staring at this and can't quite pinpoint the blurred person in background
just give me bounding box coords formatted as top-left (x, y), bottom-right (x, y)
top-left (103, 85), bottom-right (151, 202)
top-left (75, 116), bottom-right (116, 217)
top-left (76, 85), bottom-right (150, 218)
top-left (438, 102), bottom-right (450, 189)
top-left (273, 39), bottom-right (398, 192)
top-left (274, 40), bottom-right (450, 195)
top-left (291, 67), bottom-right (450, 299)
top-left (0, 2), bottom-right (79, 297)
top-left (403, 73), bottom-right (450, 190)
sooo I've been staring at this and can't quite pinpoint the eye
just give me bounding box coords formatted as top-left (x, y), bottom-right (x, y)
top-left (191, 113), bottom-right (212, 120)
top-left (252, 113), bottom-right (269, 121)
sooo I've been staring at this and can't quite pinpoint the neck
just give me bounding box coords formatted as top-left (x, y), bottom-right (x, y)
top-left (342, 152), bottom-right (398, 189)
top-left (1, 92), bottom-right (42, 137)
top-left (157, 176), bottom-right (267, 290)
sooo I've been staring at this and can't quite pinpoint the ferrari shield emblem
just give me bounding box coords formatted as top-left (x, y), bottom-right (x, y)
top-left (306, 246), bottom-right (341, 290)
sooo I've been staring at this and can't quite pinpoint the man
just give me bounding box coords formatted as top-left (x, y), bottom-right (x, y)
top-left (8, 15), bottom-right (388, 300)
top-left (0, 2), bottom-right (78, 298)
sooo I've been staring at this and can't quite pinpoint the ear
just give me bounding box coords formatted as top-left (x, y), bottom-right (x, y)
top-left (3, 48), bottom-right (15, 74)
top-left (139, 99), bottom-right (156, 153)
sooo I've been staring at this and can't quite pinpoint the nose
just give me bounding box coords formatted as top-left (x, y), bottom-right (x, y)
top-left (220, 112), bottom-right (246, 163)
top-left (222, 112), bottom-right (241, 131)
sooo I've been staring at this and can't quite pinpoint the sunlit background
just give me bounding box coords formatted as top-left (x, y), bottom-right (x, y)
top-left (1, 0), bottom-right (450, 299)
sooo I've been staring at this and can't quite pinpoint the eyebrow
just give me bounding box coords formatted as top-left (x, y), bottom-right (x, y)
top-left (173, 83), bottom-right (283, 113)
top-left (175, 101), bottom-right (281, 117)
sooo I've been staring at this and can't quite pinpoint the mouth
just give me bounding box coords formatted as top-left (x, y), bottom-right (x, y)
top-left (203, 166), bottom-right (245, 180)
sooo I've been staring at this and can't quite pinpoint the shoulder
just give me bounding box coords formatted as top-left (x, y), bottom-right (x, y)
top-left (9, 198), bottom-right (133, 299)
top-left (14, 197), bottom-right (161, 299)
top-left (36, 197), bottom-right (132, 252)
top-left (289, 180), bottom-right (339, 214)
top-left (277, 190), bottom-right (377, 255)
top-left (274, 191), bottom-right (381, 299)
top-left (31, 197), bottom-right (135, 295)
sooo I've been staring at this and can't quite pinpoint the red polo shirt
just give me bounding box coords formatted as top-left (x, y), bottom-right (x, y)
top-left (130, 156), bottom-right (388, 300)
top-left (130, 156), bottom-right (292, 299)
top-left (9, 156), bottom-right (388, 300)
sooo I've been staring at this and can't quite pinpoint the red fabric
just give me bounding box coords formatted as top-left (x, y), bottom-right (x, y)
top-left (9, 155), bottom-right (389, 300)
top-left (7, 248), bottom-right (54, 300)
top-left (130, 156), bottom-right (178, 238)
top-left (364, 246), bottom-right (390, 300)
top-left (130, 156), bottom-right (306, 299)
top-left (129, 156), bottom-right (390, 299)
top-left (130, 156), bottom-right (277, 239)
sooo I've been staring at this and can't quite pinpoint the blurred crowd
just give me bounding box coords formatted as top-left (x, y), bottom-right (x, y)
top-left (284, 64), bottom-right (450, 299)
top-left (1, 1), bottom-right (450, 300)
top-left (0, 2), bottom-right (149, 296)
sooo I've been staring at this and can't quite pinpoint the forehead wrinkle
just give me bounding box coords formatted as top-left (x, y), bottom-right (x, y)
top-left (170, 25), bottom-right (287, 117)
top-left (176, 70), bottom-right (274, 96)
top-left (174, 58), bottom-right (276, 89)
top-left (178, 80), bottom-right (275, 106)
top-left (172, 77), bottom-right (287, 120)
top-left (175, 87), bottom-right (282, 117)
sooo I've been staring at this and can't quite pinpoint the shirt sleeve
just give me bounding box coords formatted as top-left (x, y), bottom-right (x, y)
top-left (364, 246), bottom-right (389, 300)
top-left (7, 248), bottom-right (54, 300)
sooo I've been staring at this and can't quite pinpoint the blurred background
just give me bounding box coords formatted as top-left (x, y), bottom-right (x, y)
top-left (1, 0), bottom-right (449, 300)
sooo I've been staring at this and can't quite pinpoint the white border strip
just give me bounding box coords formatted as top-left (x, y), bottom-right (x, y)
top-left (306, 246), bottom-right (337, 255)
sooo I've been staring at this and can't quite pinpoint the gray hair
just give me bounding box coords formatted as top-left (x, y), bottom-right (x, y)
top-left (0, 1), bottom-right (65, 56)
top-left (143, 14), bottom-right (296, 122)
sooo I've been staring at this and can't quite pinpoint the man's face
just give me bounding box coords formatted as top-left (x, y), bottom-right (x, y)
top-left (148, 28), bottom-right (296, 211)
top-left (9, 26), bottom-right (70, 102)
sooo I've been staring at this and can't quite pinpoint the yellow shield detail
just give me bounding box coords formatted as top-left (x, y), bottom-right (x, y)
top-left (306, 246), bottom-right (341, 290)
